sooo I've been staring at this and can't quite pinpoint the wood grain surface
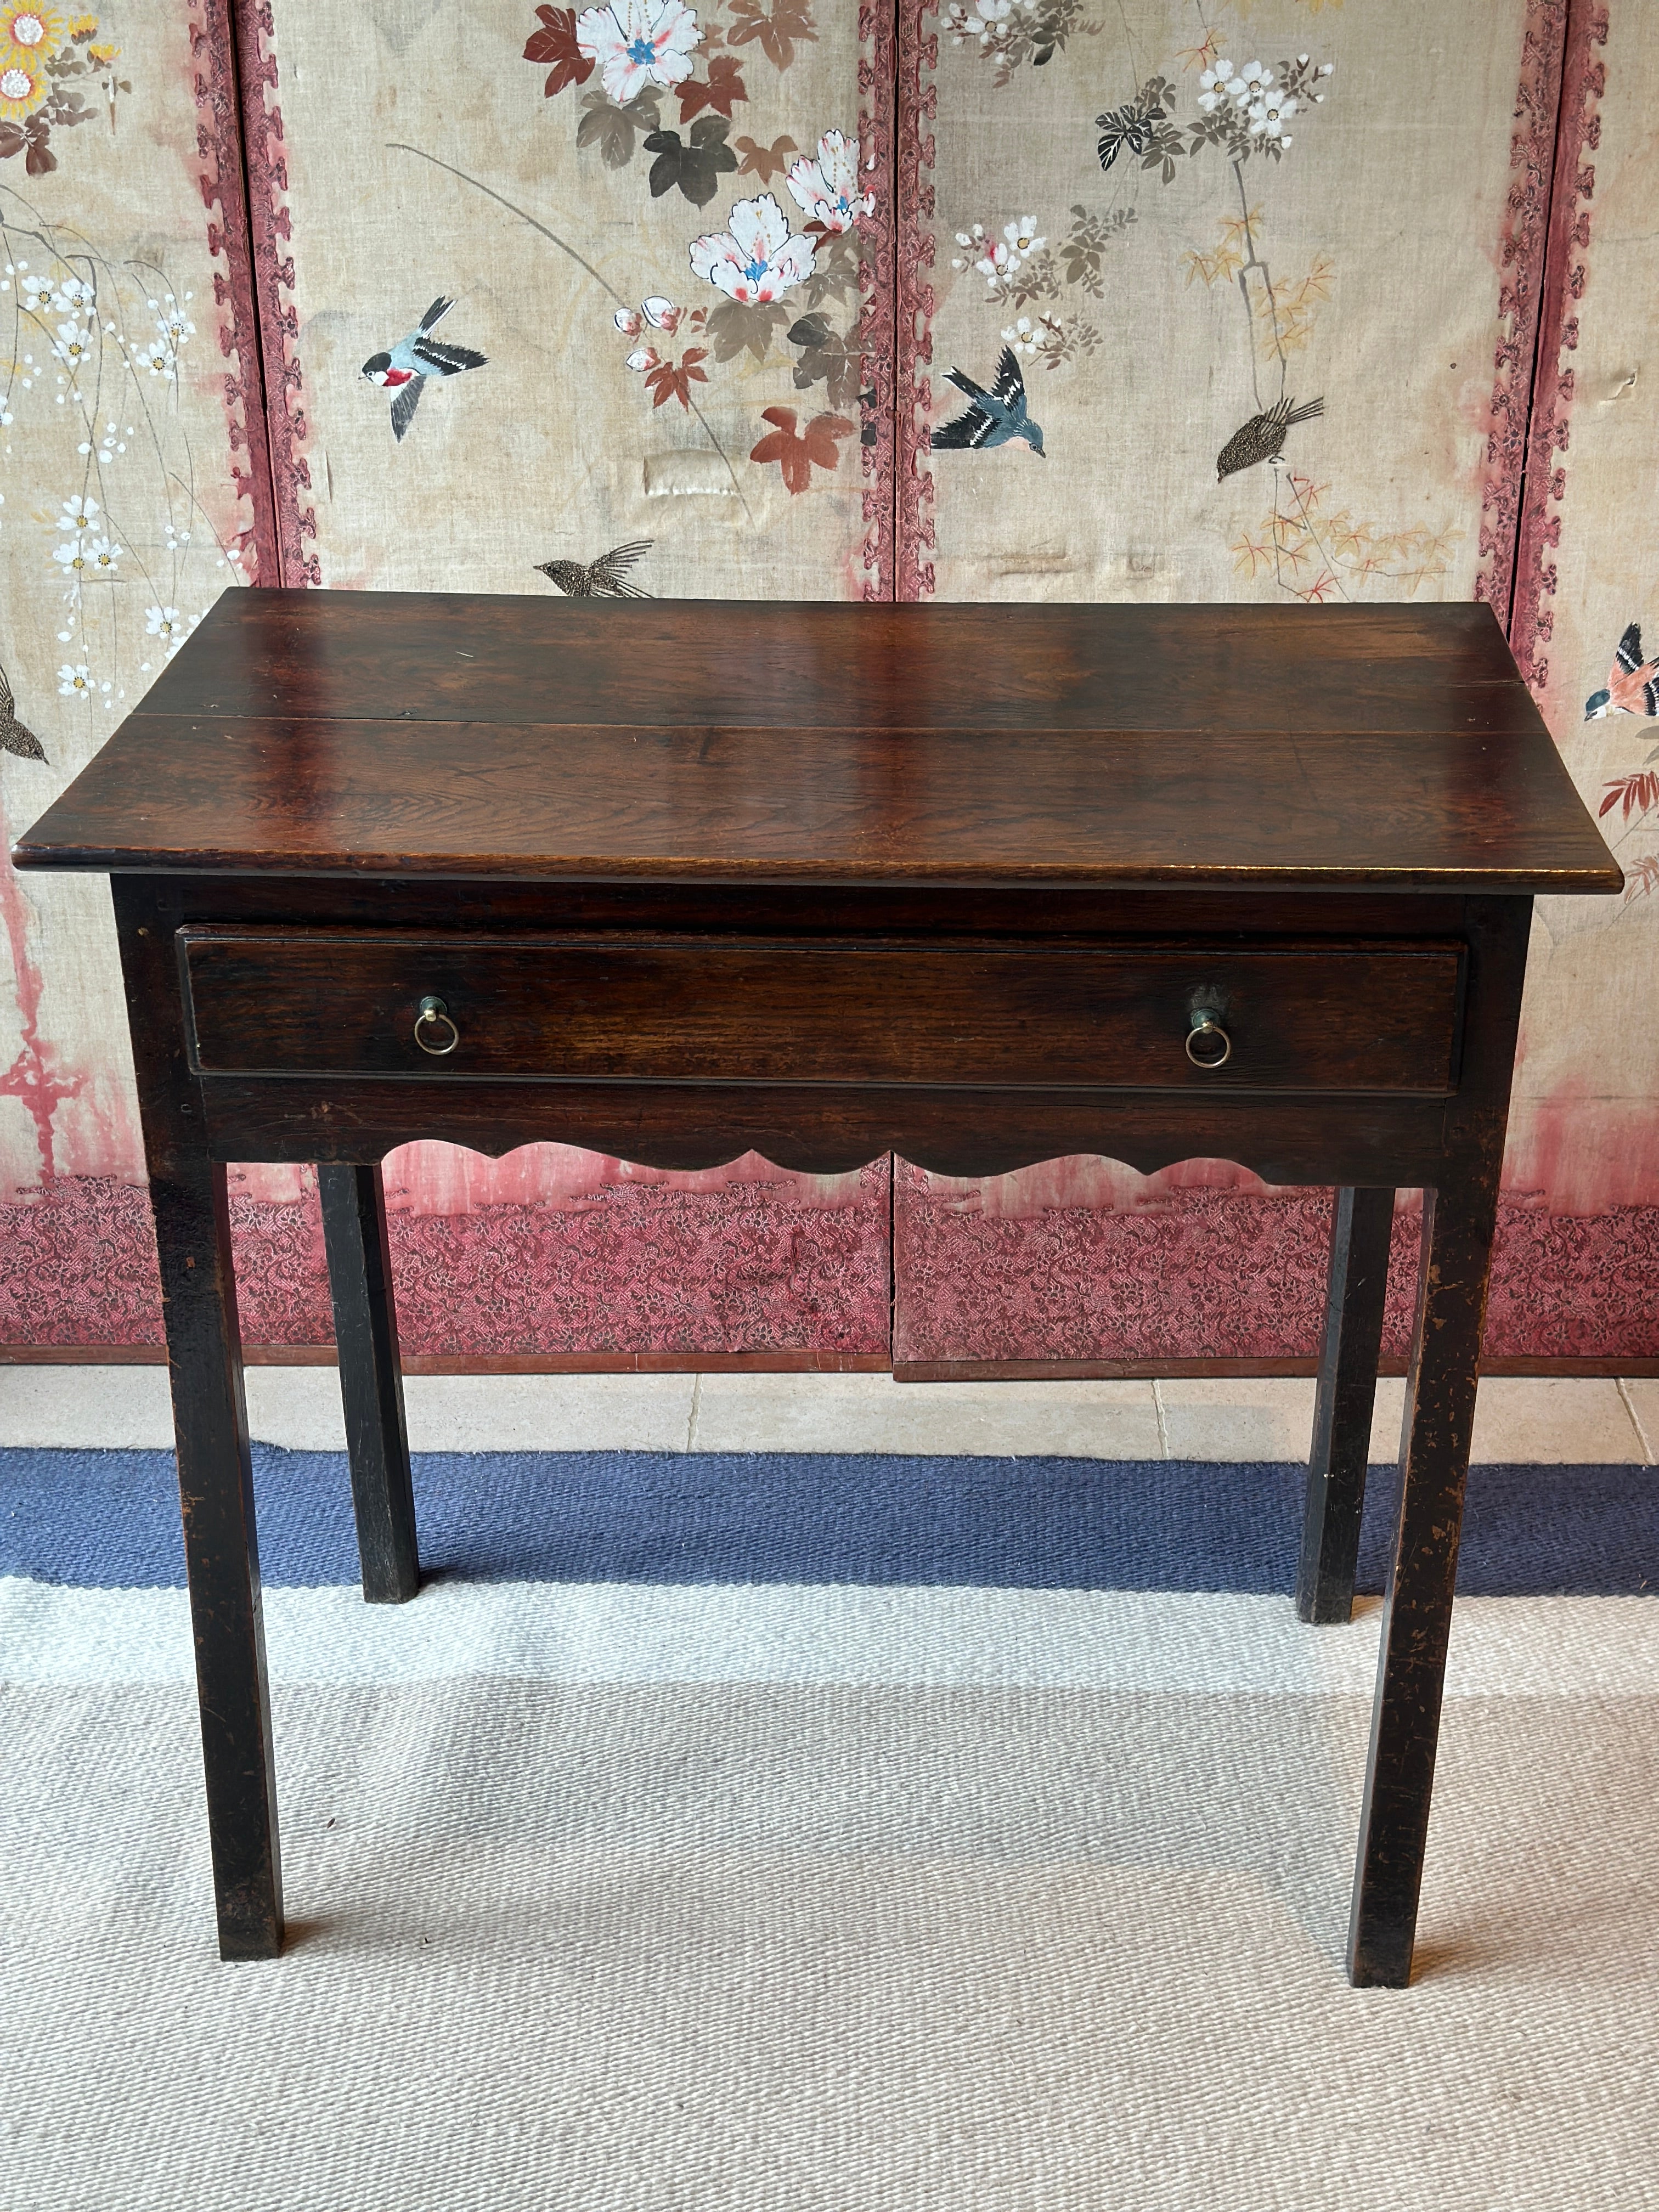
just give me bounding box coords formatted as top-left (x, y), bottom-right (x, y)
top-left (179, 929), bottom-right (1465, 1093)
top-left (12, 594), bottom-right (1621, 892)
top-left (124, 591), bottom-right (1545, 729)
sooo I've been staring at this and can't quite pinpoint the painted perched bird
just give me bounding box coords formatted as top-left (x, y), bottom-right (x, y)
top-left (1585, 622), bottom-right (1659, 720)
top-left (0, 662), bottom-right (45, 763)
top-left (930, 347), bottom-right (1046, 456)
top-left (1216, 394), bottom-right (1324, 481)
top-left (535, 541), bottom-right (654, 599)
top-left (360, 297), bottom-right (487, 443)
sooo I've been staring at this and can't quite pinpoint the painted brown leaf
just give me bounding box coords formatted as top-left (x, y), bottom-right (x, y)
top-left (524, 5), bottom-right (596, 97)
top-left (799, 227), bottom-right (860, 311)
top-left (1599, 770), bottom-right (1659, 824)
top-left (678, 54), bottom-right (747, 122)
top-left (577, 87), bottom-right (661, 168)
top-left (644, 348), bottom-right (710, 410)
top-left (704, 297), bottom-right (788, 364)
top-left (643, 115), bottom-right (738, 206)
top-left (726, 0), bottom-right (817, 72)
top-left (749, 405), bottom-right (853, 495)
top-left (733, 132), bottom-right (798, 182)
top-left (21, 116), bottom-right (55, 174)
top-left (43, 89), bottom-right (95, 131)
top-left (786, 312), bottom-right (860, 410)
top-left (0, 121), bottom-right (26, 162)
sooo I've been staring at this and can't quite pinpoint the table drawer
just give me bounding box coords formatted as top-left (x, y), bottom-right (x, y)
top-left (179, 930), bottom-right (1465, 1093)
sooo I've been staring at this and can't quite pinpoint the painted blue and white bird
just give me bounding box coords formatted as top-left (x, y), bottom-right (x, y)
top-left (360, 296), bottom-right (487, 443)
top-left (930, 346), bottom-right (1046, 457)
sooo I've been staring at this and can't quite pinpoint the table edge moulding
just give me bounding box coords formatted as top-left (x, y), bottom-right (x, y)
top-left (11, 590), bottom-right (1623, 1988)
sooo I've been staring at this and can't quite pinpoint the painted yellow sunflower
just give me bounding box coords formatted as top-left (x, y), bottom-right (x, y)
top-left (0, 50), bottom-right (47, 119)
top-left (0, 5), bottom-right (67, 67)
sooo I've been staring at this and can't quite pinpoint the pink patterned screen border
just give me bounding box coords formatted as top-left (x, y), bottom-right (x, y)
top-left (8, 1), bottom-right (1649, 1370)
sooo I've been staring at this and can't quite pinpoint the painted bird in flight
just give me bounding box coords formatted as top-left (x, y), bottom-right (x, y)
top-left (0, 661), bottom-right (45, 762)
top-left (1216, 394), bottom-right (1324, 481)
top-left (360, 296), bottom-right (487, 443)
top-left (930, 347), bottom-right (1046, 456)
top-left (535, 540), bottom-right (654, 599)
top-left (1585, 622), bottom-right (1659, 720)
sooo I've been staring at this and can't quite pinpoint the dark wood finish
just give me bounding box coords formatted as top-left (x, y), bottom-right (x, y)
top-left (1349, 1180), bottom-right (1502, 1987)
top-left (189, 1067), bottom-right (1462, 1183)
top-left (317, 1164), bottom-right (419, 1604)
top-left (16, 716), bottom-right (1619, 891)
top-left (12, 598), bottom-right (1621, 894)
top-left (181, 929), bottom-right (1466, 1095)
top-left (111, 876), bottom-right (282, 1960)
top-left (1297, 1187), bottom-right (1398, 1626)
top-left (98, 591), bottom-right (1592, 732)
top-left (16, 595), bottom-right (1622, 1987)
top-left (1345, 888), bottom-right (1531, 1986)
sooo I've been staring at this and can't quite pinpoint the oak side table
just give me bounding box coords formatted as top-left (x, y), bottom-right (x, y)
top-left (14, 591), bottom-right (1621, 1984)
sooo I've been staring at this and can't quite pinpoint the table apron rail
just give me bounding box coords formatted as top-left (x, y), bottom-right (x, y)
top-left (193, 1074), bottom-right (1459, 1186)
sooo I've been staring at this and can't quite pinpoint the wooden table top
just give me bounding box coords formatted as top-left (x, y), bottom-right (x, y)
top-left (13, 591), bottom-right (1622, 893)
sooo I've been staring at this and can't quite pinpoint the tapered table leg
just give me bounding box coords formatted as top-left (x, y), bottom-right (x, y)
top-left (1297, 1186), bottom-right (1396, 1624)
top-left (1347, 1175), bottom-right (1499, 1988)
top-left (115, 878), bottom-right (283, 1959)
top-left (318, 1163), bottom-right (419, 1604)
top-left (154, 1153), bottom-right (284, 1959)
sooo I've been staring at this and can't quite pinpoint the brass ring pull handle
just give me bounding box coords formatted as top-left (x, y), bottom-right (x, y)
top-left (1185, 1009), bottom-right (1232, 1070)
top-left (413, 995), bottom-right (460, 1057)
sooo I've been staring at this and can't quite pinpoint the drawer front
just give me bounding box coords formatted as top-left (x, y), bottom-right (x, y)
top-left (180, 931), bottom-right (1465, 1093)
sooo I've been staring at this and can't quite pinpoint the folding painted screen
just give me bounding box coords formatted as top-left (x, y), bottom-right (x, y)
top-left (1, 0), bottom-right (1653, 1369)
top-left (889, 0), bottom-right (1659, 1371)
top-left (0, 1), bottom-right (272, 1347)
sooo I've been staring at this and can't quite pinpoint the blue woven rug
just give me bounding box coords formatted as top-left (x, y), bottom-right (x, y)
top-left (5, 1444), bottom-right (1657, 1594)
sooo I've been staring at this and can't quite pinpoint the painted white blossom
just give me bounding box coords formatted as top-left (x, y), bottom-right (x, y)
top-left (1197, 59), bottom-right (1232, 113)
top-left (145, 605), bottom-right (181, 640)
top-left (1231, 59), bottom-right (1273, 104)
top-left (1000, 317), bottom-right (1038, 357)
top-left (52, 540), bottom-right (91, 584)
top-left (58, 663), bottom-right (92, 697)
top-left (614, 298), bottom-right (683, 339)
top-left (50, 275), bottom-right (94, 314)
top-left (1002, 217), bottom-right (1044, 257)
top-left (57, 494), bottom-right (98, 532)
top-left (623, 345), bottom-right (661, 371)
top-left (84, 533), bottom-right (121, 573)
top-left (155, 296), bottom-right (195, 347)
top-left (50, 319), bottom-right (91, 368)
top-left (786, 130), bottom-right (874, 234)
top-left (1249, 93), bottom-right (1297, 140)
top-left (689, 194), bottom-right (816, 304)
top-left (575, 0), bottom-right (702, 105)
